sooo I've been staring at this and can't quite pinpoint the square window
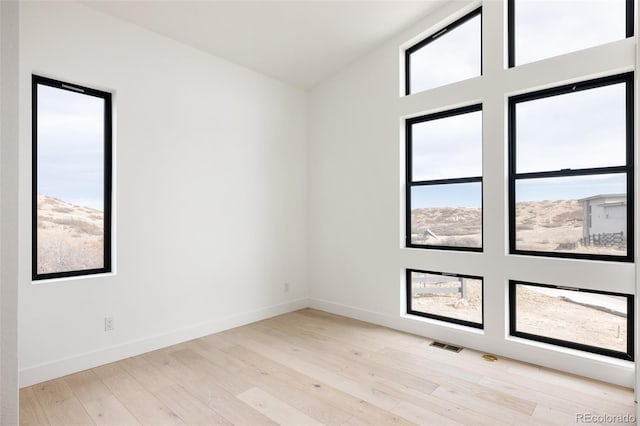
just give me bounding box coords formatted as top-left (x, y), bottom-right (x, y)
top-left (510, 281), bottom-right (633, 360)
top-left (32, 75), bottom-right (113, 280)
top-left (406, 8), bottom-right (481, 95)
top-left (410, 183), bottom-right (482, 248)
top-left (407, 269), bottom-right (483, 329)
top-left (508, 74), bottom-right (633, 261)
top-left (406, 105), bottom-right (482, 251)
top-left (509, 0), bottom-right (632, 67)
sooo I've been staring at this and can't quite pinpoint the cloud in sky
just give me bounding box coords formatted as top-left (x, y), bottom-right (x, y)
top-left (412, 110), bottom-right (482, 182)
top-left (516, 83), bottom-right (626, 174)
top-left (515, 0), bottom-right (626, 66)
top-left (409, 13), bottom-right (480, 93)
top-left (37, 84), bottom-right (105, 211)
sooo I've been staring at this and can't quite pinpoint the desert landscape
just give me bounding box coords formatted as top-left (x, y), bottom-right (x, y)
top-left (411, 276), bottom-right (483, 325)
top-left (410, 276), bottom-right (627, 354)
top-left (515, 285), bottom-right (627, 353)
top-left (515, 199), bottom-right (625, 255)
top-left (411, 199), bottom-right (626, 255)
top-left (410, 206), bottom-right (481, 247)
top-left (36, 194), bottom-right (104, 274)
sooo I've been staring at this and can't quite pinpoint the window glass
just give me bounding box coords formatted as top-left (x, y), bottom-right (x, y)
top-left (408, 270), bottom-right (483, 328)
top-left (511, 0), bottom-right (628, 66)
top-left (407, 9), bottom-right (481, 94)
top-left (407, 105), bottom-right (483, 251)
top-left (410, 183), bottom-right (482, 248)
top-left (514, 175), bottom-right (627, 256)
top-left (515, 83), bottom-right (626, 173)
top-left (509, 74), bottom-right (632, 261)
top-left (412, 110), bottom-right (482, 181)
top-left (511, 281), bottom-right (632, 359)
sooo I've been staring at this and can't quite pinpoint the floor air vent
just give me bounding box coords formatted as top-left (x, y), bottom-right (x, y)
top-left (430, 341), bottom-right (463, 353)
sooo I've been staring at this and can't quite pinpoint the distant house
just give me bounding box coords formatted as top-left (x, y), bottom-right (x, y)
top-left (579, 194), bottom-right (626, 239)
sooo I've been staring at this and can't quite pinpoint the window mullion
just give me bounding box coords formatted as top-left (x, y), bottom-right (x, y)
top-left (514, 166), bottom-right (629, 181)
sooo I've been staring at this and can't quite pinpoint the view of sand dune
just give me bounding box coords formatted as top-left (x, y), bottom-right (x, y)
top-left (36, 194), bottom-right (104, 274)
top-left (411, 199), bottom-right (626, 255)
top-left (515, 284), bottom-right (627, 353)
top-left (410, 206), bottom-right (481, 247)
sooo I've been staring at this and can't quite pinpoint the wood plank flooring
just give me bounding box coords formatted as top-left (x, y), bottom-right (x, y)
top-left (19, 309), bottom-right (636, 425)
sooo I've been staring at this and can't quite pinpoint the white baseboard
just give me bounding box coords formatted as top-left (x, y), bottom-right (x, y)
top-left (308, 297), bottom-right (634, 388)
top-left (19, 298), bottom-right (309, 387)
top-left (20, 296), bottom-right (634, 389)
top-left (309, 298), bottom-right (406, 329)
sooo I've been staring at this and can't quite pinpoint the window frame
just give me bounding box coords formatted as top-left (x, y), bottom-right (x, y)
top-left (406, 103), bottom-right (483, 252)
top-left (507, 0), bottom-right (634, 68)
top-left (406, 268), bottom-right (484, 329)
top-left (32, 74), bottom-right (113, 281)
top-left (507, 73), bottom-right (634, 262)
top-left (405, 7), bottom-right (482, 96)
top-left (509, 280), bottom-right (634, 361)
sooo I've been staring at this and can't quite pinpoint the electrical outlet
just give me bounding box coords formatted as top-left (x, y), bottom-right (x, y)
top-left (104, 317), bottom-right (114, 332)
top-left (284, 282), bottom-right (290, 292)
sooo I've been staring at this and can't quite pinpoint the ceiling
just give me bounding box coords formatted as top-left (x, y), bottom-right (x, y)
top-left (83, 1), bottom-right (447, 89)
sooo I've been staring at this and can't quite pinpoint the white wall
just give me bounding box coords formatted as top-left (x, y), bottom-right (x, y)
top-left (308, 0), bottom-right (636, 387)
top-left (18, 1), bottom-right (308, 386)
top-left (1, 1), bottom-right (20, 422)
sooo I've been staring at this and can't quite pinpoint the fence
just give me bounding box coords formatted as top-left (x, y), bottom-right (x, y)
top-left (412, 274), bottom-right (467, 299)
top-left (556, 232), bottom-right (624, 250)
top-left (580, 232), bottom-right (624, 247)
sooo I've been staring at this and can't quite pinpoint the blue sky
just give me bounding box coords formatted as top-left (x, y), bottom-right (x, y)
top-left (516, 174), bottom-right (626, 203)
top-left (412, 174), bottom-right (626, 209)
top-left (412, 182), bottom-right (481, 209)
top-left (37, 84), bottom-right (105, 210)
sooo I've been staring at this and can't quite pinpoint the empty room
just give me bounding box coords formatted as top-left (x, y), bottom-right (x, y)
top-left (1, 0), bottom-right (639, 424)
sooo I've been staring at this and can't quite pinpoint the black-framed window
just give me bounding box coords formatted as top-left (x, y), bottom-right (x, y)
top-left (508, 73), bottom-right (633, 262)
top-left (406, 105), bottom-right (482, 251)
top-left (32, 75), bottom-right (112, 280)
top-left (405, 7), bottom-right (481, 95)
top-left (509, 280), bottom-right (633, 360)
top-left (508, 0), bottom-right (633, 68)
top-left (407, 269), bottom-right (483, 329)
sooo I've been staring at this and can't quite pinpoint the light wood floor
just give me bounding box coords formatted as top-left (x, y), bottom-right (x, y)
top-left (20, 309), bottom-right (635, 425)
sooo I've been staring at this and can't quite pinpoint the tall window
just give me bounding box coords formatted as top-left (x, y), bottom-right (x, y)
top-left (405, 7), bottom-right (481, 95)
top-left (32, 75), bottom-right (112, 280)
top-left (406, 105), bottom-right (482, 250)
top-left (508, 73), bottom-right (633, 262)
top-left (508, 0), bottom-right (633, 67)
